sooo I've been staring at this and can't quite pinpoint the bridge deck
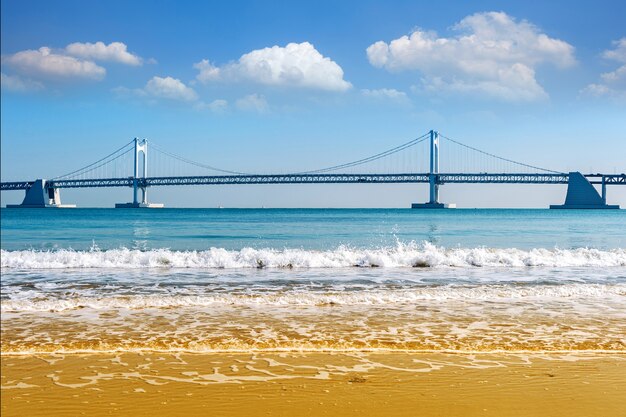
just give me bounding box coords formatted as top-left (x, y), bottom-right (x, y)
top-left (1, 173), bottom-right (624, 191)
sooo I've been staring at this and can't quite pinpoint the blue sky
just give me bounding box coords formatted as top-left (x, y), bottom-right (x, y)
top-left (1, 0), bottom-right (625, 207)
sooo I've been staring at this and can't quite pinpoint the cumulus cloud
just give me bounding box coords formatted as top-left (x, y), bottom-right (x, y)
top-left (144, 76), bottom-right (198, 101)
top-left (194, 60), bottom-right (221, 82)
top-left (366, 11), bottom-right (575, 102)
top-left (361, 88), bottom-right (408, 101)
top-left (114, 76), bottom-right (198, 103)
top-left (236, 93), bottom-right (269, 113)
top-left (582, 38), bottom-right (626, 100)
top-left (65, 41), bottom-right (142, 66)
top-left (194, 42), bottom-right (351, 91)
top-left (3, 47), bottom-right (106, 80)
top-left (1, 72), bottom-right (44, 92)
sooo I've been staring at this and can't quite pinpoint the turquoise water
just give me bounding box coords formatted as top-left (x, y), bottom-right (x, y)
top-left (2, 208), bottom-right (625, 353)
top-left (2, 208), bottom-right (625, 251)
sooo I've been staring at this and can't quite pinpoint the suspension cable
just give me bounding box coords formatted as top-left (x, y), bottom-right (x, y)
top-left (297, 132), bottom-right (430, 174)
top-left (439, 134), bottom-right (563, 174)
top-left (67, 147), bottom-right (135, 179)
top-left (52, 139), bottom-right (136, 179)
top-left (150, 143), bottom-right (250, 175)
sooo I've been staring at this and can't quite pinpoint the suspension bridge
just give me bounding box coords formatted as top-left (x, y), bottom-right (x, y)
top-left (1, 130), bottom-right (624, 208)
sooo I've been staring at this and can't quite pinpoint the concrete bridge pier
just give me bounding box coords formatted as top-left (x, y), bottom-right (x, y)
top-left (412, 130), bottom-right (455, 209)
top-left (550, 172), bottom-right (619, 209)
top-left (6, 179), bottom-right (76, 208)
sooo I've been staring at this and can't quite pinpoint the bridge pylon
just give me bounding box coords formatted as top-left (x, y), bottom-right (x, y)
top-left (412, 130), bottom-right (455, 209)
top-left (6, 179), bottom-right (76, 208)
top-left (115, 138), bottom-right (164, 208)
top-left (550, 172), bottom-right (619, 209)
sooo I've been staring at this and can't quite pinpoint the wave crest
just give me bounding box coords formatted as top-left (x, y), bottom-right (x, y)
top-left (2, 243), bottom-right (625, 269)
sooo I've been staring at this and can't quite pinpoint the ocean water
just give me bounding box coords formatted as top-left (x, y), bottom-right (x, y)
top-left (1, 208), bottom-right (625, 353)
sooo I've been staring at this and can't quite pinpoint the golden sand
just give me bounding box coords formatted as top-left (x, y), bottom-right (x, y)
top-left (2, 352), bottom-right (625, 417)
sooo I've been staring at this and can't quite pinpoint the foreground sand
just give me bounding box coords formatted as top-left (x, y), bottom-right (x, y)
top-left (2, 352), bottom-right (625, 417)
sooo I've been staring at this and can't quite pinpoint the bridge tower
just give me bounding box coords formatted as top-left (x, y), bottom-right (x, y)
top-left (550, 172), bottom-right (619, 209)
top-left (115, 138), bottom-right (164, 208)
top-left (5, 179), bottom-right (76, 208)
top-left (411, 130), bottom-right (455, 209)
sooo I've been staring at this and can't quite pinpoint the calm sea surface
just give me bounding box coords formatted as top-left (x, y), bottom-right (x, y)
top-left (2, 208), bottom-right (625, 251)
top-left (2, 208), bottom-right (625, 353)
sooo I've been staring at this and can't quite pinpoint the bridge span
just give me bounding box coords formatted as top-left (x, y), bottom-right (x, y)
top-left (1, 130), bottom-right (624, 209)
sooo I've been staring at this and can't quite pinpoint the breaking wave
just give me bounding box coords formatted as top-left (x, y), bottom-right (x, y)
top-left (2, 242), bottom-right (625, 269)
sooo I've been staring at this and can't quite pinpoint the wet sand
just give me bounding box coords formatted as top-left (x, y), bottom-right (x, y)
top-left (2, 352), bottom-right (625, 417)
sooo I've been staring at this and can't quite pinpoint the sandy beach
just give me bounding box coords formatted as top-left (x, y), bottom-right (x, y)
top-left (2, 351), bottom-right (625, 417)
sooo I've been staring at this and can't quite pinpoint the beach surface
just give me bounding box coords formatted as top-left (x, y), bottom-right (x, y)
top-left (2, 352), bottom-right (625, 417)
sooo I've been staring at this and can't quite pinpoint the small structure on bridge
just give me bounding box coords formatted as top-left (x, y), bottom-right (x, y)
top-left (5, 179), bottom-right (76, 208)
top-left (550, 172), bottom-right (619, 209)
top-left (115, 138), bottom-right (164, 208)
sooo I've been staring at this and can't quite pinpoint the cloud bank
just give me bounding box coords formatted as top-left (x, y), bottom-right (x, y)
top-left (366, 11), bottom-right (575, 102)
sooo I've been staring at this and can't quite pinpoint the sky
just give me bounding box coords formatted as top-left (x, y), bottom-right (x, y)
top-left (1, 0), bottom-right (625, 208)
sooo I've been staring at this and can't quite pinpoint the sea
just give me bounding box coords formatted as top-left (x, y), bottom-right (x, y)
top-left (1, 208), bottom-right (625, 354)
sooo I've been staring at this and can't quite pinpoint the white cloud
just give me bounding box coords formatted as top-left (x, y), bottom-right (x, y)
top-left (194, 60), bottom-right (221, 82)
top-left (366, 11), bottom-right (575, 102)
top-left (207, 99), bottom-right (228, 112)
top-left (4, 47), bottom-right (106, 80)
top-left (236, 93), bottom-right (269, 113)
top-left (144, 76), bottom-right (198, 101)
top-left (1, 72), bottom-right (44, 92)
top-left (194, 42), bottom-right (351, 91)
top-left (600, 64), bottom-right (626, 85)
top-left (361, 88), bottom-right (408, 101)
top-left (582, 38), bottom-right (626, 100)
top-left (602, 38), bottom-right (626, 63)
top-left (195, 99), bottom-right (229, 113)
top-left (65, 41), bottom-right (142, 66)
top-left (420, 63), bottom-right (547, 102)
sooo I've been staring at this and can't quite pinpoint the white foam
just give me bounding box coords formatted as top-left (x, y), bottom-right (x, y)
top-left (2, 243), bottom-right (625, 269)
top-left (2, 284), bottom-right (624, 312)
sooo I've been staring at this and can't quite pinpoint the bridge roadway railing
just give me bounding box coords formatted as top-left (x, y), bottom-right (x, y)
top-left (2, 173), bottom-right (626, 191)
top-left (0, 181), bottom-right (37, 190)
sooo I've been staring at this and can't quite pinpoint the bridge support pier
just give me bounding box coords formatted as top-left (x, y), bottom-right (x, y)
top-left (6, 179), bottom-right (76, 208)
top-left (412, 130), bottom-right (455, 209)
top-left (115, 138), bottom-right (164, 208)
top-left (550, 172), bottom-right (619, 209)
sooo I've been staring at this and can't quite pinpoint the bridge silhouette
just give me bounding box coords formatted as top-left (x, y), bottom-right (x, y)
top-left (1, 130), bottom-right (624, 208)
